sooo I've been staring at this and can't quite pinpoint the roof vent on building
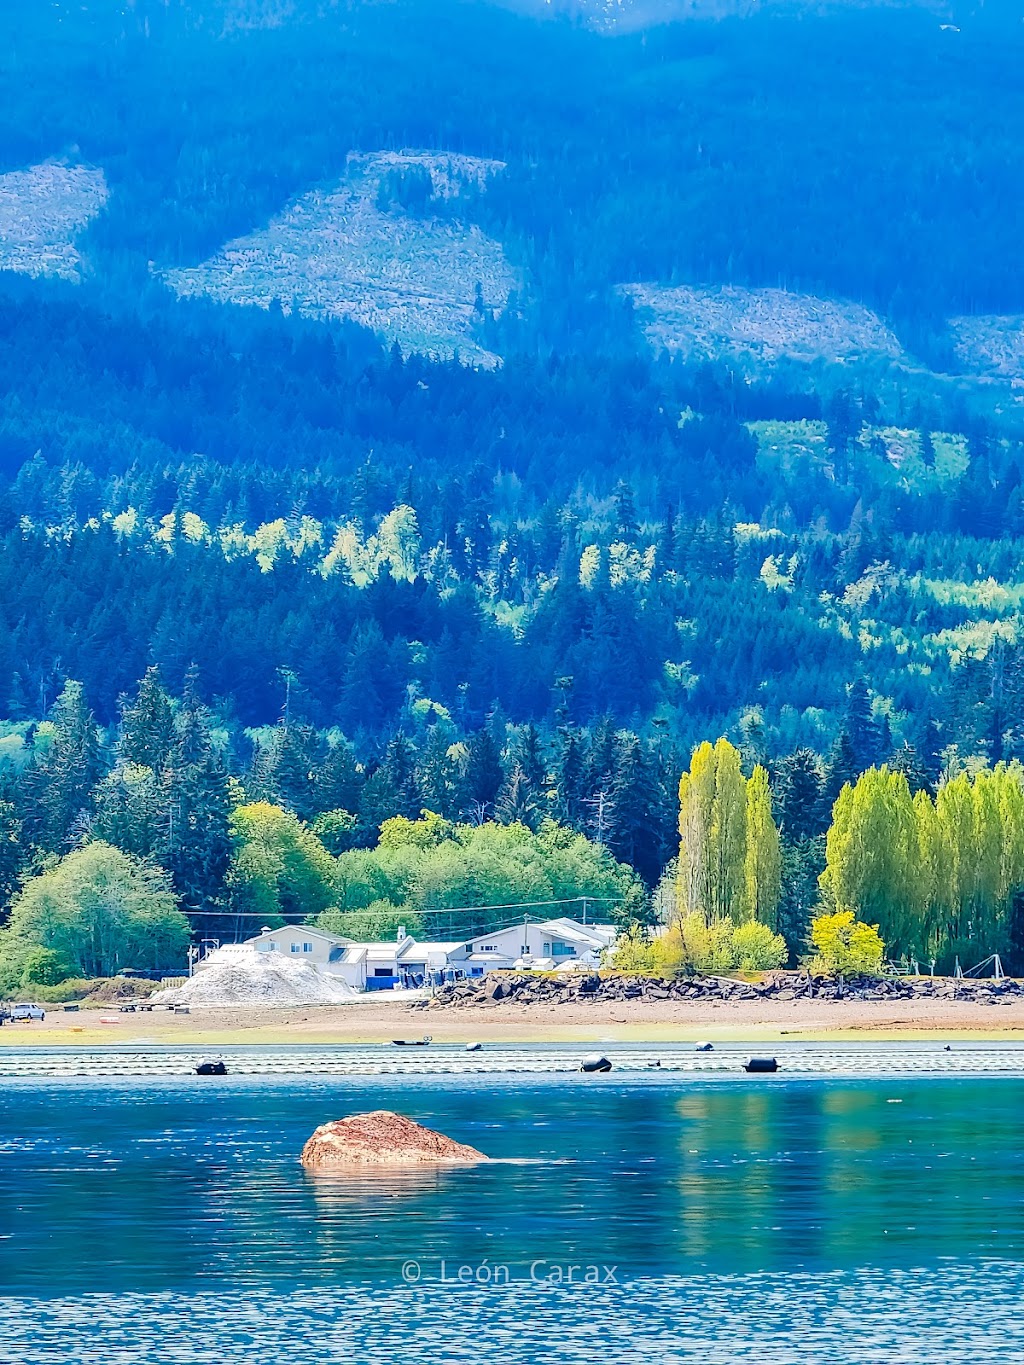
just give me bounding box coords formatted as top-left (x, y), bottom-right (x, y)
top-left (397, 925), bottom-right (407, 941)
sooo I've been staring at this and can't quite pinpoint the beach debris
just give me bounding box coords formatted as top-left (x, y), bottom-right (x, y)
top-left (195, 1058), bottom-right (227, 1076)
top-left (301, 1110), bottom-right (488, 1167)
top-left (580, 1053), bottom-right (613, 1073)
top-left (744, 1057), bottom-right (779, 1073)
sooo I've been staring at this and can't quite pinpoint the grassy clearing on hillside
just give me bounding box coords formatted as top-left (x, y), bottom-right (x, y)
top-left (0, 162), bottom-right (107, 282)
top-left (163, 150), bottom-right (517, 366)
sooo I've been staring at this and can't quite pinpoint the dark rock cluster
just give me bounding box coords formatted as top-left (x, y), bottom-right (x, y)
top-left (414, 971), bottom-right (1024, 1009)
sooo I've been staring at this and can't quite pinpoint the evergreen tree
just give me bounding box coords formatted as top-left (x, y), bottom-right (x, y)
top-left (776, 748), bottom-right (824, 841)
top-left (553, 728), bottom-right (587, 829)
top-left (417, 723), bottom-right (461, 819)
top-left (843, 677), bottom-right (879, 772)
top-left (93, 763), bottom-right (166, 860)
top-left (119, 666), bottom-right (175, 773)
top-left (464, 724), bottom-right (503, 816)
top-left (0, 799), bottom-right (24, 922)
top-left (27, 680), bottom-right (102, 852)
top-left (313, 737), bottom-right (364, 816)
top-left (608, 733), bottom-right (666, 886)
top-left (274, 720), bottom-right (317, 820)
top-left (162, 690), bottom-right (232, 924)
top-left (495, 762), bottom-right (540, 830)
top-left (777, 834), bottom-right (826, 962)
top-left (824, 730), bottom-right (860, 812)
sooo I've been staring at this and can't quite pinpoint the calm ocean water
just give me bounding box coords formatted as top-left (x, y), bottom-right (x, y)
top-left (2, 1060), bottom-right (1023, 1361)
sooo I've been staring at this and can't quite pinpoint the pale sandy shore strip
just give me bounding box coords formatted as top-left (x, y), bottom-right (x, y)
top-left (5, 996), bottom-right (1024, 1048)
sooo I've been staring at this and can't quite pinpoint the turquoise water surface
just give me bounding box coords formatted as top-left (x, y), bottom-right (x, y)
top-left (2, 1059), bottom-right (1023, 1361)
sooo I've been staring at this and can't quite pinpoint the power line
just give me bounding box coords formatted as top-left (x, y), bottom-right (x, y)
top-left (180, 895), bottom-right (624, 921)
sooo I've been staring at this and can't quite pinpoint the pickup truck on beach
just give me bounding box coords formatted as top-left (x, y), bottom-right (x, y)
top-left (10, 1003), bottom-right (46, 1021)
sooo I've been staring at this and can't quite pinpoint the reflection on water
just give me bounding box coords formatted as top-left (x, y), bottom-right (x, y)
top-left (2, 1073), bottom-right (1023, 1360)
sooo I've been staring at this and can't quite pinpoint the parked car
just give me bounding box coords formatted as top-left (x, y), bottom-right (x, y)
top-left (11, 1003), bottom-right (45, 1021)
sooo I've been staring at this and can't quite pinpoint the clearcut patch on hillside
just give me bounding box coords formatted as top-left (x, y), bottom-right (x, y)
top-left (0, 162), bottom-right (108, 281)
top-left (949, 315), bottom-right (1024, 382)
top-left (501, 0), bottom-right (945, 33)
top-left (624, 283), bottom-right (904, 367)
top-left (163, 151), bottom-right (517, 367)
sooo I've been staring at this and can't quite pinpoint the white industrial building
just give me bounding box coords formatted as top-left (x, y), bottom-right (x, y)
top-left (197, 917), bottom-right (616, 990)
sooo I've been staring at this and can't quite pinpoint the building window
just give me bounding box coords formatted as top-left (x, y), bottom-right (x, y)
top-left (552, 943), bottom-right (576, 957)
top-left (302, 942), bottom-right (312, 953)
top-left (290, 944), bottom-right (300, 953)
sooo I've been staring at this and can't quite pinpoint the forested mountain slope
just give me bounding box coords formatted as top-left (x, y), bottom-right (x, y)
top-left (1, 0), bottom-right (1024, 932)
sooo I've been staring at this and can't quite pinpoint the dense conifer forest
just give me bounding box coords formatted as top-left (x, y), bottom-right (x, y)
top-left (3, 0), bottom-right (1024, 975)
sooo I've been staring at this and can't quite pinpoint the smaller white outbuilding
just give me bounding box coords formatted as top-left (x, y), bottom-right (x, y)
top-left (463, 918), bottom-right (617, 977)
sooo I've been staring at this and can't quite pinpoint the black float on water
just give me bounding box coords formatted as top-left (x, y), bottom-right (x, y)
top-left (696, 1042), bottom-right (714, 1052)
top-left (195, 1058), bottom-right (227, 1076)
top-left (580, 1053), bottom-right (613, 1073)
top-left (744, 1057), bottom-right (778, 1074)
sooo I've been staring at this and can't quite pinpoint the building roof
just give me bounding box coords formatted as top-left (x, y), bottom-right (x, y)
top-left (465, 917), bottom-right (615, 952)
top-left (245, 924), bottom-right (352, 948)
top-left (539, 917), bottom-right (615, 946)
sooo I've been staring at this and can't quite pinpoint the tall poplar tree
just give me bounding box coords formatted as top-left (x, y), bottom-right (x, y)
top-left (743, 764), bottom-right (781, 928)
top-left (677, 738), bottom-right (748, 924)
top-left (820, 765), bottom-right (920, 954)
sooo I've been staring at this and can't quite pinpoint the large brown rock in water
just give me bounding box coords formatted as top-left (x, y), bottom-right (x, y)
top-left (301, 1110), bottom-right (488, 1167)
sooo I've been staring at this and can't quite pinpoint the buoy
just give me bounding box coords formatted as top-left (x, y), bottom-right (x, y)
top-left (744, 1057), bottom-right (778, 1073)
top-left (696, 1041), bottom-right (714, 1052)
top-left (580, 1053), bottom-right (612, 1073)
top-left (195, 1058), bottom-right (227, 1076)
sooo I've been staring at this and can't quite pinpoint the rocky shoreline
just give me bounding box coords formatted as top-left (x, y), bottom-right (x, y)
top-left (417, 971), bottom-right (1024, 1010)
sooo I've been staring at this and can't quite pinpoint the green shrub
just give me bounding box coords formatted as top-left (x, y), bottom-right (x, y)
top-left (731, 920), bottom-right (789, 971)
top-left (26, 978), bottom-right (96, 1003)
top-left (21, 946), bottom-right (75, 987)
top-left (809, 909), bottom-right (885, 977)
top-left (611, 914), bottom-right (788, 977)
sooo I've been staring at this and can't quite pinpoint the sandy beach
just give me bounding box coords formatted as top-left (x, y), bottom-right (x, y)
top-left (6, 994), bottom-right (1024, 1046)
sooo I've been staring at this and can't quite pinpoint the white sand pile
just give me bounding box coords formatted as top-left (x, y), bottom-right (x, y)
top-left (152, 955), bottom-right (358, 1008)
